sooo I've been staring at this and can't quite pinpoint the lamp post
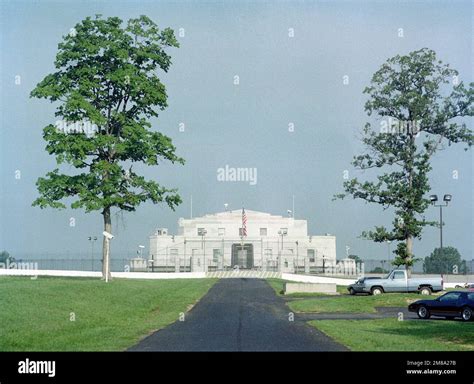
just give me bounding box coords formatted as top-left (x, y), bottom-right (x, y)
top-left (386, 240), bottom-right (391, 263)
top-left (296, 240), bottom-right (299, 274)
top-left (278, 229), bottom-right (287, 272)
top-left (137, 244), bottom-right (145, 271)
top-left (198, 228), bottom-right (207, 272)
top-left (278, 229), bottom-right (287, 250)
top-left (430, 194), bottom-right (451, 272)
top-left (88, 236), bottom-right (97, 271)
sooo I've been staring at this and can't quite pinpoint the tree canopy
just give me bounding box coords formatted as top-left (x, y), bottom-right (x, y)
top-left (423, 246), bottom-right (467, 274)
top-left (336, 48), bottom-right (473, 275)
top-left (30, 15), bottom-right (184, 279)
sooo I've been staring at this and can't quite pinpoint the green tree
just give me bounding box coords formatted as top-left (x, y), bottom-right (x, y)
top-left (335, 48), bottom-right (473, 277)
top-left (370, 267), bottom-right (389, 274)
top-left (0, 251), bottom-right (11, 264)
top-left (423, 247), bottom-right (467, 274)
top-left (348, 254), bottom-right (362, 264)
top-left (30, 15), bottom-right (184, 280)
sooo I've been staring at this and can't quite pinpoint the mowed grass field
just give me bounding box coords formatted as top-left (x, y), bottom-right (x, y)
top-left (269, 278), bottom-right (473, 351)
top-left (288, 293), bottom-right (421, 313)
top-left (0, 276), bottom-right (216, 351)
top-left (310, 319), bottom-right (474, 351)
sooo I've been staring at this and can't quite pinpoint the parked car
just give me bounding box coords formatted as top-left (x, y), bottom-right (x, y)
top-left (347, 269), bottom-right (443, 295)
top-left (408, 291), bottom-right (474, 321)
top-left (454, 283), bottom-right (474, 291)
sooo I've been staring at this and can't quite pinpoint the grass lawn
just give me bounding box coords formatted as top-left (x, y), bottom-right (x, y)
top-left (0, 276), bottom-right (216, 351)
top-left (309, 318), bottom-right (474, 351)
top-left (289, 293), bottom-right (421, 313)
top-left (266, 278), bottom-right (347, 297)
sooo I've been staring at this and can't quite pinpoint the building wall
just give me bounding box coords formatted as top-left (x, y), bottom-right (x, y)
top-left (148, 210), bottom-right (346, 273)
top-left (178, 210), bottom-right (308, 237)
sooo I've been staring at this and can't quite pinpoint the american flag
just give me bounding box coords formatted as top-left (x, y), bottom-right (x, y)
top-left (241, 207), bottom-right (247, 237)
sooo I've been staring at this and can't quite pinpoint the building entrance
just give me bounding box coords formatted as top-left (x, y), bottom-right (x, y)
top-left (231, 243), bottom-right (254, 269)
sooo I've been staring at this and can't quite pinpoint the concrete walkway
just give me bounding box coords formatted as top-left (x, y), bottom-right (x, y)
top-left (129, 278), bottom-right (347, 351)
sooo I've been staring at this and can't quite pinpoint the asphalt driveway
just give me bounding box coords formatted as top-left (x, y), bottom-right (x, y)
top-left (129, 278), bottom-right (347, 351)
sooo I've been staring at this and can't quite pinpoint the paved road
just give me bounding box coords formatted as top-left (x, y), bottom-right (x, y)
top-left (129, 278), bottom-right (347, 351)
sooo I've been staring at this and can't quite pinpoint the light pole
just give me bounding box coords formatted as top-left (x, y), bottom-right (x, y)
top-left (88, 236), bottom-right (97, 271)
top-left (198, 228), bottom-right (207, 272)
top-left (296, 240), bottom-right (299, 274)
top-left (278, 229), bottom-right (287, 272)
top-left (137, 245), bottom-right (145, 270)
top-left (430, 194), bottom-right (451, 272)
top-left (278, 229), bottom-right (287, 250)
top-left (386, 240), bottom-right (391, 263)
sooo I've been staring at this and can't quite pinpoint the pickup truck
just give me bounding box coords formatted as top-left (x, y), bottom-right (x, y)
top-left (347, 269), bottom-right (443, 295)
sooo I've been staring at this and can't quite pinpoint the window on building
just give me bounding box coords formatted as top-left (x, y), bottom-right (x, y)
top-left (260, 228), bottom-right (267, 236)
top-left (239, 227), bottom-right (245, 236)
top-left (280, 228), bottom-right (288, 235)
top-left (284, 260), bottom-right (288, 268)
top-left (213, 249), bottom-right (221, 263)
top-left (218, 228), bottom-right (225, 236)
top-left (197, 228), bottom-right (206, 236)
top-left (307, 249), bottom-right (315, 263)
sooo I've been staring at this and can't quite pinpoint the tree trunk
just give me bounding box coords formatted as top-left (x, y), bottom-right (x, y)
top-left (406, 235), bottom-right (413, 278)
top-left (405, 125), bottom-right (415, 279)
top-left (102, 206), bottom-right (112, 281)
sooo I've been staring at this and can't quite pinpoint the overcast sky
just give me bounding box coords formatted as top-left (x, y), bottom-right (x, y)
top-left (0, 0), bottom-right (472, 262)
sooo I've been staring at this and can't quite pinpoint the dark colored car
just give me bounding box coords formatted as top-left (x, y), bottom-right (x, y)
top-left (408, 291), bottom-right (474, 321)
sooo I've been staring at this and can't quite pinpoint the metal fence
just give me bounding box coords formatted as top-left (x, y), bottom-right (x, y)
top-left (2, 256), bottom-right (355, 275)
top-left (2, 255), bottom-right (471, 277)
top-left (3, 258), bottom-right (132, 272)
top-left (362, 259), bottom-right (472, 275)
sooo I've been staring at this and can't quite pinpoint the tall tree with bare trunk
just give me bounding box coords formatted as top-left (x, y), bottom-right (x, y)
top-left (335, 48), bottom-right (473, 276)
top-left (31, 15), bottom-right (184, 280)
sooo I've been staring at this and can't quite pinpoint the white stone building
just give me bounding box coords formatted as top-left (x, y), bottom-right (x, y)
top-left (147, 210), bottom-right (356, 274)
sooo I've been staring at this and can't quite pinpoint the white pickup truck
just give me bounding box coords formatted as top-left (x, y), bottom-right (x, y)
top-left (347, 269), bottom-right (444, 295)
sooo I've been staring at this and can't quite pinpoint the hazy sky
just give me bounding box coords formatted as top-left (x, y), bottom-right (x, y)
top-left (0, 0), bottom-right (472, 262)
